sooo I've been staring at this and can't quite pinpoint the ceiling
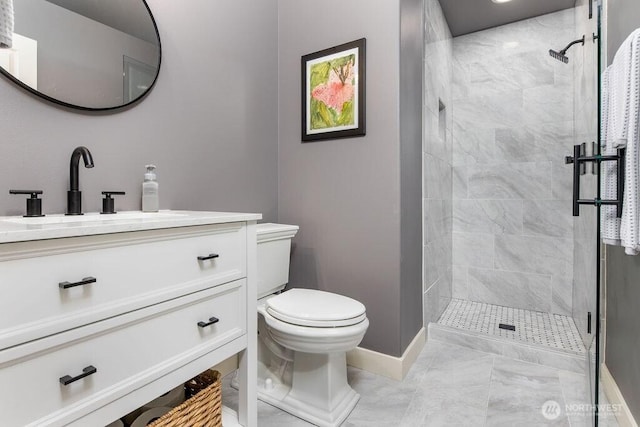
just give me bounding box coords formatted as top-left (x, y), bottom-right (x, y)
top-left (45, 0), bottom-right (158, 44)
top-left (439, 0), bottom-right (576, 37)
top-left (43, 0), bottom-right (576, 43)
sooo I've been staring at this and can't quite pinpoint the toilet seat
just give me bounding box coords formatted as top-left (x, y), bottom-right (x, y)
top-left (266, 289), bottom-right (366, 328)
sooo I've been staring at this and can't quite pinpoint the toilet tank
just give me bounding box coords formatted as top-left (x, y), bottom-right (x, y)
top-left (256, 223), bottom-right (299, 299)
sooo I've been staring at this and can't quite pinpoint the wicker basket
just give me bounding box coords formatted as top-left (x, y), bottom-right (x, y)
top-left (147, 370), bottom-right (222, 427)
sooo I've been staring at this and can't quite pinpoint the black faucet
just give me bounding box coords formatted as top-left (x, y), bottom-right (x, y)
top-left (66, 146), bottom-right (94, 215)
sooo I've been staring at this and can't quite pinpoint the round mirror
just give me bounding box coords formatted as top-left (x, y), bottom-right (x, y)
top-left (0, 0), bottom-right (161, 111)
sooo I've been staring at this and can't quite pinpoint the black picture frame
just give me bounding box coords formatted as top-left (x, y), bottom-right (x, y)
top-left (301, 38), bottom-right (366, 142)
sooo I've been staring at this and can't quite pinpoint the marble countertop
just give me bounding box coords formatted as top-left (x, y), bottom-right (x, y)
top-left (0, 210), bottom-right (262, 243)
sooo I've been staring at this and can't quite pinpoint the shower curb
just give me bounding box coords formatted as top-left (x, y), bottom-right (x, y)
top-left (427, 323), bottom-right (585, 373)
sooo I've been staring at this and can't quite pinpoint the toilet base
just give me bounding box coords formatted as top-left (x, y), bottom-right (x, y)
top-left (257, 351), bottom-right (360, 427)
top-left (258, 382), bottom-right (359, 427)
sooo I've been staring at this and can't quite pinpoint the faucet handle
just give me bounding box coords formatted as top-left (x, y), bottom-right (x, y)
top-left (101, 191), bottom-right (125, 214)
top-left (9, 190), bottom-right (44, 217)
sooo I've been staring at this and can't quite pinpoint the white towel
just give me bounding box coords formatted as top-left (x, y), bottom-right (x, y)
top-left (601, 29), bottom-right (640, 253)
top-left (602, 29), bottom-right (640, 255)
top-left (0, 0), bottom-right (13, 49)
top-left (601, 67), bottom-right (622, 245)
top-left (620, 29), bottom-right (640, 255)
top-left (609, 31), bottom-right (636, 149)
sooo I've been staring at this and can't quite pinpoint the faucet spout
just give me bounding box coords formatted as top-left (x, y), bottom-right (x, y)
top-left (67, 146), bottom-right (94, 215)
top-left (69, 146), bottom-right (94, 192)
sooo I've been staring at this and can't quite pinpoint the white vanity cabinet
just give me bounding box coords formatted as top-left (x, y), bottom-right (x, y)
top-left (0, 211), bottom-right (259, 427)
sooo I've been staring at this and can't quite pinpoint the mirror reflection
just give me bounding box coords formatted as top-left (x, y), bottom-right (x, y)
top-left (0, 0), bottom-right (161, 110)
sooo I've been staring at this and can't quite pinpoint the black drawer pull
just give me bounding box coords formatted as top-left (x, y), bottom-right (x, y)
top-left (59, 365), bottom-right (97, 386)
top-left (197, 253), bottom-right (219, 261)
top-left (197, 317), bottom-right (220, 328)
top-left (59, 277), bottom-right (97, 289)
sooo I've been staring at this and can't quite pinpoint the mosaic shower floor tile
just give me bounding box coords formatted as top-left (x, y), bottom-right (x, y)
top-left (437, 299), bottom-right (585, 354)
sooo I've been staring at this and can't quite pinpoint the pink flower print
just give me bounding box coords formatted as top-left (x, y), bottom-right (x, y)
top-left (311, 62), bottom-right (355, 114)
top-left (312, 82), bottom-right (354, 113)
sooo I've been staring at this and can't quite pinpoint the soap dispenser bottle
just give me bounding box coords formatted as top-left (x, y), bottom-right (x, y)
top-left (142, 164), bottom-right (159, 212)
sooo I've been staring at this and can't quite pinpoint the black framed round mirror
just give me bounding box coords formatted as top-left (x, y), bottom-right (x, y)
top-left (0, 0), bottom-right (161, 111)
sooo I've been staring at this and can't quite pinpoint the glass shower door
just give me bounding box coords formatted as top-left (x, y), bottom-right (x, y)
top-left (571, 0), bottom-right (603, 425)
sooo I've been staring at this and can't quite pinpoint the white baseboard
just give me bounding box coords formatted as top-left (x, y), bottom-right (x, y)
top-left (346, 327), bottom-right (426, 381)
top-left (601, 364), bottom-right (639, 427)
top-left (216, 328), bottom-right (427, 382)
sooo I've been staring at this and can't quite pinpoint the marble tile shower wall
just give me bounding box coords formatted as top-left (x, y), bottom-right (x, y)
top-left (451, 9), bottom-right (577, 316)
top-left (423, 0), bottom-right (453, 326)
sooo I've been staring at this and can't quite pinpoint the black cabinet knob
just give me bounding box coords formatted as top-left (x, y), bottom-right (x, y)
top-left (197, 317), bottom-right (220, 328)
top-left (59, 276), bottom-right (97, 289)
top-left (59, 365), bottom-right (97, 386)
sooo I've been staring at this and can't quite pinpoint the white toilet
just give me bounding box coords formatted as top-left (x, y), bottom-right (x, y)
top-left (254, 223), bottom-right (369, 427)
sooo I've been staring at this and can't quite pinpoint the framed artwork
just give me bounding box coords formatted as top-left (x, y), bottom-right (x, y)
top-left (301, 38), bottom-right (366, 142)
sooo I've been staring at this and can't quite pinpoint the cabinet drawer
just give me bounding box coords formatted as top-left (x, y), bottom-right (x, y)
top-left (0, 223), bottom-right (246, 350)
top-left (0, 280), bottom-right (246, 427)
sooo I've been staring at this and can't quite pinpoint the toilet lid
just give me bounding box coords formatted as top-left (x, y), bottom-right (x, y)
top-left (266, 289), bottom-right (367, 328)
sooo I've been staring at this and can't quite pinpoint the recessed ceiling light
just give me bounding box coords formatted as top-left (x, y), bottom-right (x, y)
top-left (491, 0), bottom-right (513, 3)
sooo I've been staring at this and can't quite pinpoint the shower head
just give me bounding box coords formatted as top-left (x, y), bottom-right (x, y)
top-left (549, 35), bottom-right (586, 64)
top-left (549, 49), bottom-right (569, 63)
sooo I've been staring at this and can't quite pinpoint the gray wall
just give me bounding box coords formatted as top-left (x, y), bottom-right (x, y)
top-left (400, 0), bottom-right (425, 353)
top-left (278, 0), bottom-right (423, 357)
top-left (605, 0), bottom-right (640, 420)
top-left (606, 0), bottom-right (640, 64)
top-left (0, 1), bottom-right (278, 221)
top-left (606, 247), bottom-right (640, 420)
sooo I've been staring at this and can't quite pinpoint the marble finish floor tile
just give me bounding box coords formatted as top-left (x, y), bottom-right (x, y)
top-left (221, 340), bottom-right (610, 426)
top-left (400, 344), bottom-right (494, 426)
top-left (559, 370), bottom-right (621, 427)
top-left (438, 298), bottom-right (585, 353)
top-left (486, 357), bottom-right (571, 426)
